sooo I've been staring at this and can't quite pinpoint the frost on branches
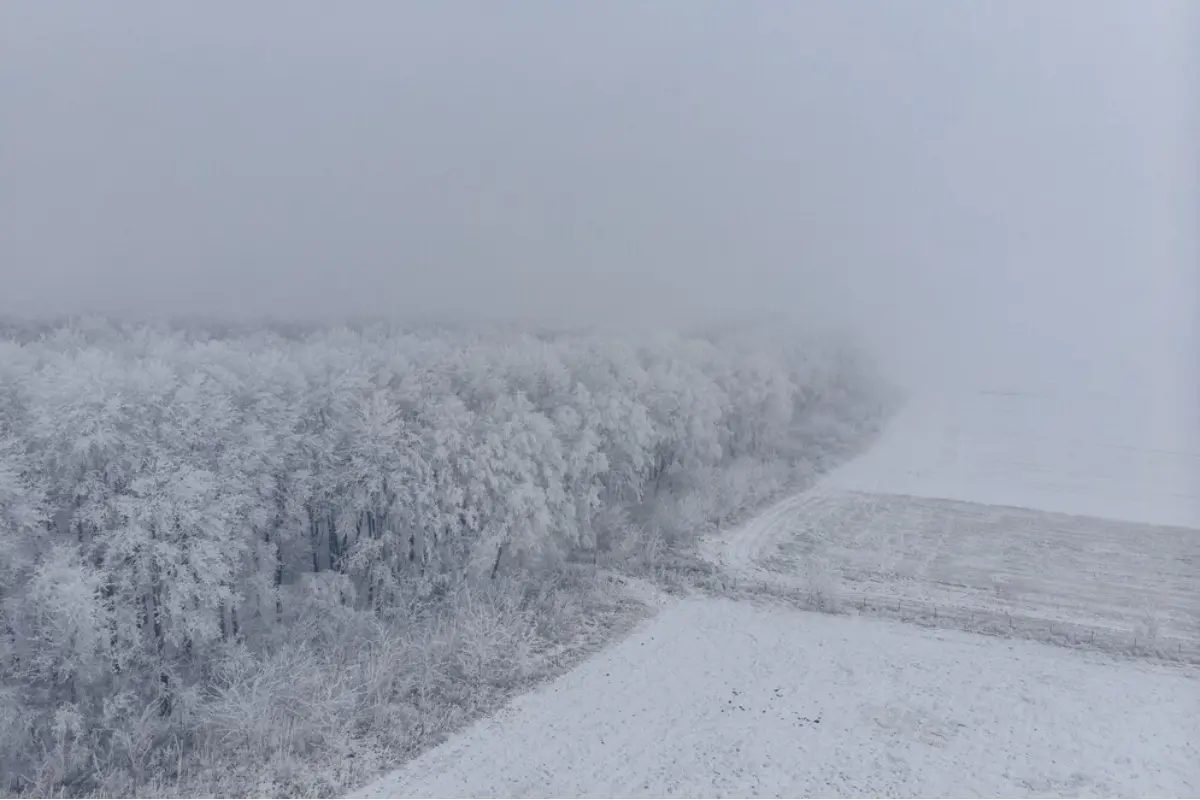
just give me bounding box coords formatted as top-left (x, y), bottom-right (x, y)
top-left (0, 318), bottom-right (895, 796)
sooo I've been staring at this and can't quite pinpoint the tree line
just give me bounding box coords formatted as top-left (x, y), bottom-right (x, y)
top-left (0, 318), bottom-right (892, 794)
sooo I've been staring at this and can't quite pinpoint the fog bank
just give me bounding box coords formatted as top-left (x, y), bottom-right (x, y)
top-left (2, 1), bottom-right (1195, 401)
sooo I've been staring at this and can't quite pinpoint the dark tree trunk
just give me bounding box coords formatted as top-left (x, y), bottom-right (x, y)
top-left (490, 543), bottom-right (504, 580)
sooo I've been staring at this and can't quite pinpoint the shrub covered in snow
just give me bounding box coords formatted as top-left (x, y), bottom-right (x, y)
top-left (0, 317), bottom-right (895, 797)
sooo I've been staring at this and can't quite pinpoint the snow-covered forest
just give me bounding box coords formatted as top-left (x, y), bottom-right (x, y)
top-left (0, 318), bottom-right (894, 797)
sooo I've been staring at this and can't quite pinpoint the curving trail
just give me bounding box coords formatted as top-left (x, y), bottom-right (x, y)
top-left (706, 391), bottom-right (1200, 661)
top-left (351, 388), bottom-right (1200, 799)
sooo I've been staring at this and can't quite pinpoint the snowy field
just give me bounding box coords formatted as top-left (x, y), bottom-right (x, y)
top-left (352, 386), bottom-right (1200, 798)
top-left (704, 387), bottom-right (1200, 660)
top-left (719, 489), bottom-right (1200, 661)
top-left (352, 597), bottom-right (1199, 798)
top-left (828, 387), bottom-right (1200, 529)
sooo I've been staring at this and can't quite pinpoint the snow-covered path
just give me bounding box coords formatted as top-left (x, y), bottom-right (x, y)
top-left (352, 597), bottom-right (1198, 798)
top-left (352, 387), bottom-right (1200, 798)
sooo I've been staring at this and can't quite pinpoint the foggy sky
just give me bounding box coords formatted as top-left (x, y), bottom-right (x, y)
top-left (1, 1), bottom-right (1196, 398)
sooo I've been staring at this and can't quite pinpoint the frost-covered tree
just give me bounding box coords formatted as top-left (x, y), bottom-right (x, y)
top-left (0, 317), bottom-right (890, 797)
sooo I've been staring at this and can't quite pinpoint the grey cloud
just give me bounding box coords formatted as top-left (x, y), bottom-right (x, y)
top-left (1, 1), bottom-right (1194, 396)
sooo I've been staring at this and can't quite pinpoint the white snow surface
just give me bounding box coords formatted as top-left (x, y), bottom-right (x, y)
top-left (828, 387), bottom-right (1200, 529)
top-left (352, 598), bottom-right (1198, 798)
top-left (351, 385), bottom-right (1200, 798)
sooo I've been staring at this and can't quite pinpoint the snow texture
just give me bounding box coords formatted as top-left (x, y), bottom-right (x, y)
top-left (828, 387), bottom-right (1200, 530)
top-left (351, 598), bottom-right (1199, 798)
top-left (351, 387), bottom-right (1200, 799)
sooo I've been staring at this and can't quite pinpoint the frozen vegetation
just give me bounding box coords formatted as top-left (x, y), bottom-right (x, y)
top-left (0, 317), bottom-right (894, 797)
top-left (356, 383), bottom-right (1200, 799)
top-left (2, 4), bottom-right (1192, 796)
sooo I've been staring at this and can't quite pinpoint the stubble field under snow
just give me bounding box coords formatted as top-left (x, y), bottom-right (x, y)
top-left (353, 387), bottom-right (1200, 798)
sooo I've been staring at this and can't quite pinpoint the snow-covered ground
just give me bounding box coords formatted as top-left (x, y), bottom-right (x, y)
top-left (351, 384), bottom-right (1200, 798)
top-left (827, 387), bottom-right (1200, 529)
top-left (702, 387), bottom-right (1200, 659)
top-left (707, 489), bottom-right (1200, 660)
top-left (352, 597), bottom-right (1198, 798)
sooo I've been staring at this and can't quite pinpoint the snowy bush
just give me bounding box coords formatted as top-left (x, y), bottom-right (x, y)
top-left (0, 317), bottom-right (893, 797)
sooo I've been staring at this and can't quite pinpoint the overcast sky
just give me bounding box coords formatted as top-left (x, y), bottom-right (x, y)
top-left (1, 1), bottom-right (1195, 397)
